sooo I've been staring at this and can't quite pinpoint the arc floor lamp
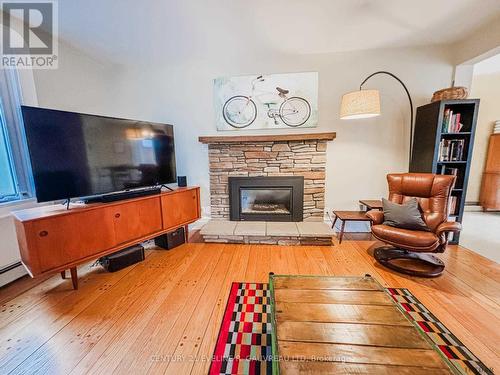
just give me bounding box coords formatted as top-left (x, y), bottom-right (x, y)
top-left (340, 71), bottom-right (414, 163)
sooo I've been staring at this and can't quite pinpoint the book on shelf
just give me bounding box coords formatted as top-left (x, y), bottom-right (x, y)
top-left (439, 165), bottom-right (462, 189)
top-left (442, 109), bottom-right (464, 133)
top-left (446, 214), bottom-right (458, 241)
top-left (438, 139), bottom-right (465, 161)
top-left (439, 165), bottom-right (458, 176)
top-left (448, 196), bottom-right (458, 216)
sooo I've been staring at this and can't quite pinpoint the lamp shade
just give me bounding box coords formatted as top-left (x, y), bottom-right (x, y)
top-left (340, 89), bottom-right (381, 119)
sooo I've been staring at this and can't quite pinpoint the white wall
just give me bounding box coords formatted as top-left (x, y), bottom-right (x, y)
top-left (33, 42), bottom-right (123, 114)
top-left (0, 199), bottom-right (38, 267)
top-left (32, 45), bottom-right (453, 219)
top-left (451, 14), bottom-right (500, 89)
top-left (452, 14), bottom-right (500, 66)
top-left (467, 72), bottom-right (500, 203)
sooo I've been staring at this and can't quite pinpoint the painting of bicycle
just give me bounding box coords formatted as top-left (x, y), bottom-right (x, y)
top-left (214, 72), bottom-right (318, 131)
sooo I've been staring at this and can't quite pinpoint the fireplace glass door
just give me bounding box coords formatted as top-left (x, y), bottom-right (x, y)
top-left (229, 176), bottom-right (304, 221)
top-left (240, 188), bottom-right (292, 216)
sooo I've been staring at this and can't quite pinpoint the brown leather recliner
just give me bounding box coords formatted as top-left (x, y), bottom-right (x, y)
top-left (366, 173), bottom-right (462, 277)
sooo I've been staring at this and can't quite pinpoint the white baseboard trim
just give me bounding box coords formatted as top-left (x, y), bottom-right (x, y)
top-left (464, 205), bottom-right (484, 212)
top-left (189, 216), bottom-right (210, 230)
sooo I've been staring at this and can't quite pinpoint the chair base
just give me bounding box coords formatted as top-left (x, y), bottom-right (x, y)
top-left (374, 246), bottom-right (444, 277)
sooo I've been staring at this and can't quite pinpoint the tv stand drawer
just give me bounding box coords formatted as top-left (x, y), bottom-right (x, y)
top-left (28, 210), bottom-right (116, 273)
top-left (161, 188), bottom-right (200, 230)
top-left (109, 197), bottom-right (162, 244)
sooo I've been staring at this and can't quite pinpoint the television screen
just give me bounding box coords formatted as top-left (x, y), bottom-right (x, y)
top-left (21, 106), bottom-right (176, 202)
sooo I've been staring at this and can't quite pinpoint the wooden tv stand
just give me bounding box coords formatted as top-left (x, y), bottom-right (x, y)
top-left (13, 187), bottom-right (201, 290)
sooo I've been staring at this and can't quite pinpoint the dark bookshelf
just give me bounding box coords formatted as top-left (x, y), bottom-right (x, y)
top-left (410, 99), bottom-right (479, 244)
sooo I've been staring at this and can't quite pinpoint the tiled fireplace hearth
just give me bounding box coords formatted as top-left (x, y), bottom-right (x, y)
top-left (198, 133), bottom-right (336, 245)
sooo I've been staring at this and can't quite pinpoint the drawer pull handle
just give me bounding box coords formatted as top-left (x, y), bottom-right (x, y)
top-left (39, 230), bottom-right (48, 237)
top-left (115, 213), bottom-right (121, 218)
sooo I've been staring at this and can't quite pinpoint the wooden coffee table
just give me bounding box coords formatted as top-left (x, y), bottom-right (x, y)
top-left (270, 274), bottom-right (454, 374)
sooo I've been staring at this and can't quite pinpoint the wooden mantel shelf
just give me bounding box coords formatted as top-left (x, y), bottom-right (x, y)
top-left (198, 132), bottom-right (336, 144)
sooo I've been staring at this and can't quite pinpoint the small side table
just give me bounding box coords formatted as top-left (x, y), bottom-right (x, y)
top-left (331, 210), bottom-right (373, 244)
top-left (359, 199), bottom-right (383, 211)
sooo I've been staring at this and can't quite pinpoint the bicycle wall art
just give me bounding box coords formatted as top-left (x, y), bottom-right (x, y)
top-left (213, 72), bottom-right (318, 131)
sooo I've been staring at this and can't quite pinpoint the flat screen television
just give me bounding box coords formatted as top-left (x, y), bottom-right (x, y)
top-left (21, 106), bottom-right (176, 203)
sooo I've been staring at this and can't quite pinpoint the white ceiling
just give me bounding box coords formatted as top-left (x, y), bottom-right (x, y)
top-left (474, 53), bottom-right (500, 75)
top-left (55, 0), bottom-right (500, 65)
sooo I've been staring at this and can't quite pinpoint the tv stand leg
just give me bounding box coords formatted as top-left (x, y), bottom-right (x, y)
top-left (60, 270), bottom-right (66, 279)
top-left (70, 267), bottom-right (78, 290)
top-left (184, 225), bottom-right (189, 243)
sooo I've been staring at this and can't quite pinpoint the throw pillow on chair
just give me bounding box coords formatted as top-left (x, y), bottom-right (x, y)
top-left (382, 198), bottom-right (430, 231)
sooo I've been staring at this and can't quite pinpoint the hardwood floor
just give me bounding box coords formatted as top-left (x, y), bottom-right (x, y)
top-left (0, 240), bottom-right (499, 374)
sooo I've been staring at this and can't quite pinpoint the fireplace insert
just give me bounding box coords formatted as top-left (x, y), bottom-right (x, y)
top-left (229, 176), bottom-right (304, 221)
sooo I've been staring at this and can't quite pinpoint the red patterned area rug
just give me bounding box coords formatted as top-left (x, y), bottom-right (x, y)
top-left (209, 282), bottom-right (493, 375)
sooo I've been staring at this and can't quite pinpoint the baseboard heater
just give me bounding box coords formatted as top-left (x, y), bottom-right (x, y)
top-left (0, 261), bottom-right (27, 287)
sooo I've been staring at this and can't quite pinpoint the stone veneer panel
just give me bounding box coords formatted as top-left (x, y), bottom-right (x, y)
top-left (201, 235), bottom-right (332, 246)
top-left (208, 140), bottom-right (328, 221)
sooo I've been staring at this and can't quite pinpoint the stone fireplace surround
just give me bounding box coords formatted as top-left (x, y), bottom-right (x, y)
top-left (198, 133), bottom-right (336, 245)
top-left (199, 132), bottom-right (336, 221)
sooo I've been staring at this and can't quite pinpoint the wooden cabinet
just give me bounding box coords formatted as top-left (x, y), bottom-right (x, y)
top-left (480, 134), bottom-right (500, 210)
top-left (484, 134), bottom-right (500, 172)
top-left (480, 173), bottom-right (499, 210)
top-left (161, 188), bottom-right (200, 230)
top-left (110, 198), bottom-right (162, 244)
top-left (13, 187), bottom-right (201, 288)
top-left (28, 209), bottom-right (116, 273)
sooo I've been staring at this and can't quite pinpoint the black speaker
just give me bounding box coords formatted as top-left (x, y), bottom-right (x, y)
top-left (98, 245), bottom-right (145, 272)
top-left (177, 176), bottom-right (187, 187)
top-left (155, 227), bottom-right (185, 250)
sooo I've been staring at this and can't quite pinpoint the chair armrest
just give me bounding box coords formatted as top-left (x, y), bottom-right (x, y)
top-left (366, 210), bottom-right (384, 225)
top-left (436, 221), bottom-right (462, 248)
top-left (436, 221), bottom-right (462, 236)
